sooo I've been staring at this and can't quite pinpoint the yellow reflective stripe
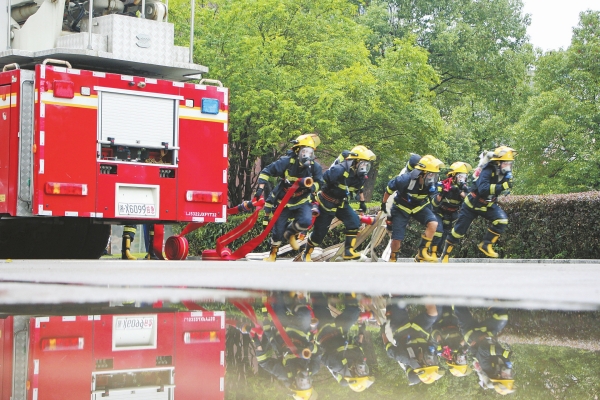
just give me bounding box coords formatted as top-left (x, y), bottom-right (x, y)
top-left (342, 358), bottom-right (348, 365)
top-left (317, 194), bottom-right (337, 212)
top-left (286, 327), bottom-right (310, 340)
top-left (290, 158), bottom-right (295, 164)
top-left (451, 229), bottom-right (464, 239)
top-left (285, 197), bottom-right (311, 207)
top-left (464, 196), bottom-right (490, 211)
top-left (493, 313), bottom-right (508, 320)
top-left (490, 184), bottom-right (496, 195)
top-left (434, 231), bottom-right (443, 238)
top-left (313, 182), bottom-right (320, 192)
top-left (503, 350), bottom-right (510, 358)
top-left (335, 374), bottom-right (343, 382)
top-left (411, 194), bottom-right (428, 199)
top-left (259, 173), bottom-right (270, 181)
top-left (256, 349), bottom-right (273, 361)
top-left (407, 338), bottom-right (428, 344)
top-left (386, 186), bottom-right (395, 194)
top-left (123, 227), bottom-right (137, 233)
top-left (386, 342), bottom-right (393, 351)
top-left (343, 171), bottom-right (349, 177)
top-left (490, 345), bottom-right (497, 356)
top-left (492, 219), bottom-right (509, 225)
top-left (446, 199), bottom-right (461, 204)
top-left (396, 202), bottom-right (428, 214)
top-left (394, 322), bottom-right (412, 334)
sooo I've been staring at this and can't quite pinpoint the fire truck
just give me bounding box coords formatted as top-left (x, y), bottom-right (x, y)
top-left (0, 308), bottom-right (226, 399)
top-left (0, 0), bottom-right (229, 258)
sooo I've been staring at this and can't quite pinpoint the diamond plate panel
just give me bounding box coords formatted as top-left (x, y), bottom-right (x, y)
top-left (56, 32), bottom-right (108, 52)
top-left (93, 15), bottom-right (174, 66)
top-left (17, 70), bottom-right (35, 217)
top-left (12, 316), bottom-right (30, 400)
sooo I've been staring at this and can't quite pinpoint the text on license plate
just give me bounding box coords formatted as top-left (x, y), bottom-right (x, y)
top-left (115, 317), bottom-right (155, 330)
top-left (118, 203), bottom-right (156, 216)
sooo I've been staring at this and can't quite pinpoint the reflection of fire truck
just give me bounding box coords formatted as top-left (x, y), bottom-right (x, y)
top-left (0, 0), bottom-right (228, 258)
top-left (0, 310), bottom-right (225, 399)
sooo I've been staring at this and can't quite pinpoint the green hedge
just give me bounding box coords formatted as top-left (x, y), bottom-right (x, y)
top-left (178, 192), bottom-right (600, 259)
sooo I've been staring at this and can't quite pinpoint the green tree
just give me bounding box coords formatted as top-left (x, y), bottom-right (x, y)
top-left (514, 11), bottom-right (600, 194)
top-left (170, 0), bottom-right (444, 204)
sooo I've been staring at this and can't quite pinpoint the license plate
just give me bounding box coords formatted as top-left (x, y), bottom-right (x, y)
top-left (118, 202), bottom-right (156, 216)
top-left (114, 316), bottom-right (155, 330)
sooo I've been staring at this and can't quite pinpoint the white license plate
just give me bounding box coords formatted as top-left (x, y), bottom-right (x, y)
top-left (118, 202), bottom-right (156, 216)
top-left (115, 316), bottom-right (155, 330)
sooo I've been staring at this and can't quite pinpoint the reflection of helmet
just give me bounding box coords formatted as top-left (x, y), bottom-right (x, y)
top-left (490, 379), bottom-right (515, 395)
top-left (415, 155), bottom-right (445, 173)
top-left (447, 161), bottom-right (473, 176)
top-left (347, 145), bottom-right (376, 161)
top-left (447, 363), bottom-right (472, 377)
top-left (414, 366), bottom-right (445, 384)
top-left (344, 376), bottom-right (375, 392)
top-left (291, 134), bottom-right (321, 149)
top-left (292, 388), bottom-right (317, 400)
top-left (490, 146), bottom-right (516, 161)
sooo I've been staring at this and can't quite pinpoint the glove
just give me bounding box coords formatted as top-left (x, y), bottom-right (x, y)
top-left (502, 180), bottom-right (513, 190)
top-left (380, 202), bottom-right (387, 214)
top-left (460, 182), bottom-right (469, 192)
top-left (253, 187), bottom-right (264, 201)
top-left (358, 201), bottom-right (367, 214)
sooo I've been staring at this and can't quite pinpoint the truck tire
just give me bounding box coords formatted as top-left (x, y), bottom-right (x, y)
top-left (0, 218), bottom-right (110, 259)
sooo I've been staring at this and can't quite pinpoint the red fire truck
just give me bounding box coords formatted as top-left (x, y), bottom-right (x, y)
top-left (0, 0), bottom-right (228, 258)
top-left (0, 309), bottom-right (225, 399)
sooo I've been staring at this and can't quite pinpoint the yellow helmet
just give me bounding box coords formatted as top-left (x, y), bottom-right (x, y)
top-left (490, 379), bottom-right (515, 395)
top-left (447, 162), bottom-right (473, 176)
top-left (291, 134), bottom-right (321, 149)
top-left (347, 145), bottom-right (376, 161)
top-left (490, 146), bottom-right (516, 161)
top-left (447, 363), bottom-right (472, 377)
top-left (344, 376), bottom-right (375, 392)
top-left (414, 365), bottom-right (445, 384)
top-left (292, 388), bottom-right (317, 400)
top-left (415, 155), bottom-right (445, 173)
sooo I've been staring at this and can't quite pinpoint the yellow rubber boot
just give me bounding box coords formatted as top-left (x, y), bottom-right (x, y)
top-left (414, 235), bottom-right (437, 262)
top-left (263, 245), bottom-right (279, 262)
top-left (121, 237), bottom-right (137, 260)
top-left (389, 252), bottom-right (399, 263)
top-left (478, 229), bottom-right (501, 258)
top-left (343, 234), bottom-right (361, 260)
top-left (440, 240), bottom-right (454, 263)
top-left (301, 241), bottom-right (315, 262)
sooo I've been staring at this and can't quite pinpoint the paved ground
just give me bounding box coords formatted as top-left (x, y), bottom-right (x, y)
top-left (1, 259), bottom-right (599, 310)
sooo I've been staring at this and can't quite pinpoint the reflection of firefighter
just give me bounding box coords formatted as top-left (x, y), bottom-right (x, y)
top-left (312, 293), bottom-right (375, 392)
top-left (383, 303), bottom-right (445, 385)
top-left (441, 146), bottom-right (516, 262)
top-left (302, 146), bottom-right (376, 262)
top-left (431, 306), bottom-right (471, 377)
top-left (430, 162), bottom-right (472, 256)
top-left (381, 155), bottom-right (445, 262)
top-left (254, 134), bottom-right (324, 262)
top-left (454, 306), bottom-right (515, 395)
top-left (121, 225), bottom-right (137, 260)
top-left (254, 292), bottom-right (321, 399)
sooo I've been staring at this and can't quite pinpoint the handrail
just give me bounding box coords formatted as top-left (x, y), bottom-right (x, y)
top-left (42, 58), bottom-right (73, 69)
top-left (2, 63), bottom-right (20, 72)
top-left (198, 79), bottom-right (223, 87)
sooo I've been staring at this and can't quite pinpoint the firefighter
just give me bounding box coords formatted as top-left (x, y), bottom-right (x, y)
top-left (254, 134), bottom-right (324, 262)
top-left (430, 162), bottom-right (473, 257)
top-left (454, 306), bottom-right (515, 395)
top-left (143, 224), bottom-right (159, 260)
top-left (440, 146), bottom-right (516, 262)
top-left (312, 293), bottom-right (375, 392)
top-left (381, 155), bottom-right (445, 262)
top-left (431, 306), bottom-right (471, 377)
top-left (382, 303), bottom-right (445, 386)
top-left (301, 145), bottom-right (376, 262)
top-left (254, 292), bottom-right (321, 400)
top-left (121, 225), bottom-right (137, 260)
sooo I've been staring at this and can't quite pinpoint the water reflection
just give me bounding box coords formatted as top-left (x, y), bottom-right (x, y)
top-left (0, 292), bottom-right (599, 399)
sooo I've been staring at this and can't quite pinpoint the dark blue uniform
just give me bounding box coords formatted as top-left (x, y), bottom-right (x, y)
top-left (309, 160), bottom-right (364, 245)
top-left (431, 180), bottom-right (469, 248)
top-left (386, 174), bottom-right (443, 241)
top-left (448, 164), bottom-right (510, 243)
top-left (258, 153), bottom-right (324, 244)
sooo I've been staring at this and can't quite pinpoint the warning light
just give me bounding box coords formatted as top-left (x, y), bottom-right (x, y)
top-left (201, 98), bottom-right (219, 115)
top-left (186, 191), bottom-right (222, 203)
top-left (44, 182), bottom-right (88, 196)
top-left (183, 331), bottom-right (219, 344)
top-left (41, 337), bottom-right (84, 351)
top-left (53, 80), bottom-right (75, 99)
